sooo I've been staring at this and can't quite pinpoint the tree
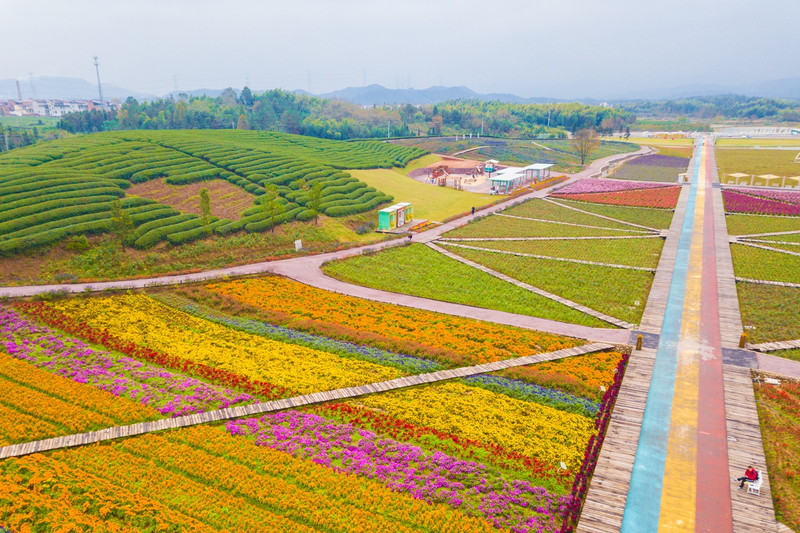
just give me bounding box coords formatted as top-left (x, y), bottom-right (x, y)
top-left (261, 184), bottom-right (285, 232)
top-left (308, 181), bottom-right (324, 225)
top-left (571, 128), bottom-right (601, 166)
top-left (236, 113), bottom-right (249, 130)
top-left (199, 188), bottom-right (211, 234)
top-left (240, 86), bottom-right (254, 106)
top-left (110, 199), bottom-right (133, 250)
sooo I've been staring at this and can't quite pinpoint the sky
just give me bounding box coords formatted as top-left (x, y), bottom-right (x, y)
top-left (2, 0), bottom-right (799, 100)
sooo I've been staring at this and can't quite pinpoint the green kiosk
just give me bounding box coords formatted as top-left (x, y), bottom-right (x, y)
top-left (378, 202), bottom-right (413, 231)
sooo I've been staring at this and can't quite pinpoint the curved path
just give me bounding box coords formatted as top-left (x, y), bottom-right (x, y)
top-left (0, 147), bottom-right (651, 344)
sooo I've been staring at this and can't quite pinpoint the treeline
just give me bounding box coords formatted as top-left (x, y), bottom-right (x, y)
top-left (621, 95), bottom-right (800, 121)
top-left (57, 88), bottom-right (636, 140)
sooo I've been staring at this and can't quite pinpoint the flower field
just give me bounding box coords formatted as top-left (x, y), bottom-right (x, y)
top-left (737, 283), bottom-right (800, 343)
top-left (501, 199), bottom-right (640, 230)
top-left (723, 189), bottom-right (800, 216)
top-left (551, 186), bottom-right (681, 209)
top-left (43, 294), bottom-right (404, 394)
top-left (732, 188), bottom-right (800, 205)
top-left (548, 199), bottom-right (675, 229)
top-left (553, 178), bottom-right (675, 195)
top-left (207, 277), bottom-right (581, 365)
top-left (609, 154), bottom-right (690, 182)
top-left (446, 215), bottom-right (644, 239)
top-left (754, 381), bottom-right (800, 531)
top-left (321, 244), bottom-right (609, 328)
top-left (447, 247), bottom-right (654, 324)
top-left (730, 244), bottom-right (800, 284)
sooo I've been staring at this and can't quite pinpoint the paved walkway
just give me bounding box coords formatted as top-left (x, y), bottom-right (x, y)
top-left (580, 138), bottom-right (782, 532)
top-left (0, 342), bottom-right (611, 460)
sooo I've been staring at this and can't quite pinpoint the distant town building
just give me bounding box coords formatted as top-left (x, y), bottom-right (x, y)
top-left (0, 99), bottom-right (120, 117)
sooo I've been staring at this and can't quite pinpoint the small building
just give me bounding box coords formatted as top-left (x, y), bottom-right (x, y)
top-left (378, 202), bottom-right (413, 230)
top-left (483, 159), bottom-right (499, 173)
top-left (489, 163), bottom-right (555, 194)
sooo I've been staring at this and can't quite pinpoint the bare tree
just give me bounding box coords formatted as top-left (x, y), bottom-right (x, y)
top-left (571, 128), bottom-right (601, 166)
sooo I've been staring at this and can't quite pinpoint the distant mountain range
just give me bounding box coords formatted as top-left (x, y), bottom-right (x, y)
top-left (2, 76), bottom-right (798, 105)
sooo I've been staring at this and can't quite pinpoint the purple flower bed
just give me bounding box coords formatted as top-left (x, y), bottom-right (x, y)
top-left (625, 154), bottom-right (690, 168)
top-left (733, 187), bottom-right (800, 206)
top-left (722, 190), bottom-right (800, 216)
top-left (554, 178), bottom-right (674, 195)
top-left (0, 306), bottom-right (255, 416)
top-left (226, 411), bottom-right (573, 533)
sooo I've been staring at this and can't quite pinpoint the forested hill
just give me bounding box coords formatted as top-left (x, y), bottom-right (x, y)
top-left (56, 87), bottom-right (635, 140)
top-left (621, 95), bottom-right (800, 121)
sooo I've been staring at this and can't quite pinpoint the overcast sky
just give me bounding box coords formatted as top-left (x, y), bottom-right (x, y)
top-left (2, 0), bottom-right (798, 99)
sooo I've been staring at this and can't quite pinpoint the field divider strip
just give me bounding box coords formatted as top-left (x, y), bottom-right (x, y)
top-left (731, 240), bottom-right (800, 257)
top-left (732, 229), bottom-right (800, 238)
top-left (736, 238), bottom-right (800, 247)
top-left (426, 242), bottom-right (635, 329)
top-left (0, 342), bottom-right (614, 460)
top-left (734, 277), bottom-right (800, 288)
top-left (436, 241), bottom-right (656, 272)
top-left (747, 338), bottom-right (800, 352)
top-left (542, 197), bottom-right (662, 232)
top-left (439, 235), bottom-right (665, 242)
top-left (495, 213), bottom-right (655, 234)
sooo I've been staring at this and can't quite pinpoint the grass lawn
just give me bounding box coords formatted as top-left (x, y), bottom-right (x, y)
top-left (716, 138), bottom-right (800, 147)
top-left (761, 233), bottom-right (800, 243)
top-left (767, 349), bottom-right (800, 362)
top-left (444, 215), bottom-right (650, 239)
top-left (441, 237), bottom-right (663, 269)
top-left (550, 199), bottom-right (674, 229)
top-left (627, 136), bottom-right (695, 147)
top-left (716, 148), bottom-right (800, 177)
top-left (746, 241), bottom-right (800, 253)
top-left (321, 243), bottom-right (609, 328)
top-left (754, 381), bottom-right (800, 532)
top-left (449, 247), bottom-right (654, 324)
top-left (737, 282), bottom-right (800, 343)
top-left (348, 168), bottom-right (493, 222)
top-left (725, 214), bottom-right (800, 235)
top-left (502, 199), bottom-right (641, 230)
top-left (730, 244), bottom-right (800, 283)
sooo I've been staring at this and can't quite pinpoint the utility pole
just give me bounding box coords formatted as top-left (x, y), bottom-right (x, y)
top-left (2, 129), bottom-right (9, 152)
top-left (387, 120), bottom-right (390, 138)
top-left (547, 108), bottom-right (551, 128)
top-left (93, 56), bottom-right (104, 101)
top-left (480, 119), bottom-right (484, 138)
top-left (15, 80), bottom-right (22, 100)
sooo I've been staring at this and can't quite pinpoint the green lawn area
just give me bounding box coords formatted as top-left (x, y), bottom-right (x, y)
top-left (725, 214), bottom-right (800, 235)
top-left (768, 348), bottom-right (800, 362)
top-left (449, 247), bottom-right (654, 324)
top-left (738, 283), bottom-right (800, 343)
top-left (716, 148), bottom-right (800, 177)
top-left (746, 240), bottom-right (800, 253)
top-left (348, 167), bottom-right (493, 222)
top-left (550, 199), bottom-right (675, 229)
top-left (731, 244), bottom-right (800, 283)
top-left (441, 237), bottom-right (663, 268)
top-left (321, 243), bottom-right (609, 328)
top-left (444, 215), bottom-right (650, 239)
top-left (502, 199), bottom-right (640, 230)
top-left (716, 138), bottom-right (800, 147)
top-left (627, 136), bottom-right (695, 147)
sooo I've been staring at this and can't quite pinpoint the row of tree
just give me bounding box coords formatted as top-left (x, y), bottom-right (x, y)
top-left (621, 95), bottom-right (800, 121)
top-left (56, 88), bottom-right (636, 140)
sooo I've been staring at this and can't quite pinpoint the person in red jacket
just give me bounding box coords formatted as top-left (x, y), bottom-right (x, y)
top-left (736, 466), bottom-right (759, 489)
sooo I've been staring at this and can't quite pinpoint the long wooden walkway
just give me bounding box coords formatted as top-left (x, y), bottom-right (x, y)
top-left (0, 342), bottom-right (612, 460)
top-left (579, 137), bottom-right (781, 532)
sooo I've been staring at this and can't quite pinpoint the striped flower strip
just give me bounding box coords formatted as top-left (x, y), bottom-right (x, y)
top-left (226, 411), bottom-right (574, 533)
top-left (153, 293), bottom-right (443, 374)
top-left (554, 177), bottom-right (673, 195)
top-left (0, 305), bottom-right (255, 417)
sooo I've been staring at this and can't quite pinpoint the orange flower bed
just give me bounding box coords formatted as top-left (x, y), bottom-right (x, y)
top-left (207, 277), bottom-right (581, 366)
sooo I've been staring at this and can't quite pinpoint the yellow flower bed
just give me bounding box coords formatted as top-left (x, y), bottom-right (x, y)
top-left (208, 277), bottom-right (581, 365)
top-left (347, 382), bottom-right (594, 470)
top-left (49, 295), bottom-right (401, 394)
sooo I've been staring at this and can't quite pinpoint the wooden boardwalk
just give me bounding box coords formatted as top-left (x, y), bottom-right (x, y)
top-left (0, 342), bottom-right (612, 460)
top-left (427, 242), bottom-right (635, 329)
top-left (576, 346), bottom-right (658, 532)
top-left (638, 183), bottom-right (692, 335)
top-left (723, 364), bottom-right (779, 531)
top-left (748, 338), bottom-right (800, 352)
